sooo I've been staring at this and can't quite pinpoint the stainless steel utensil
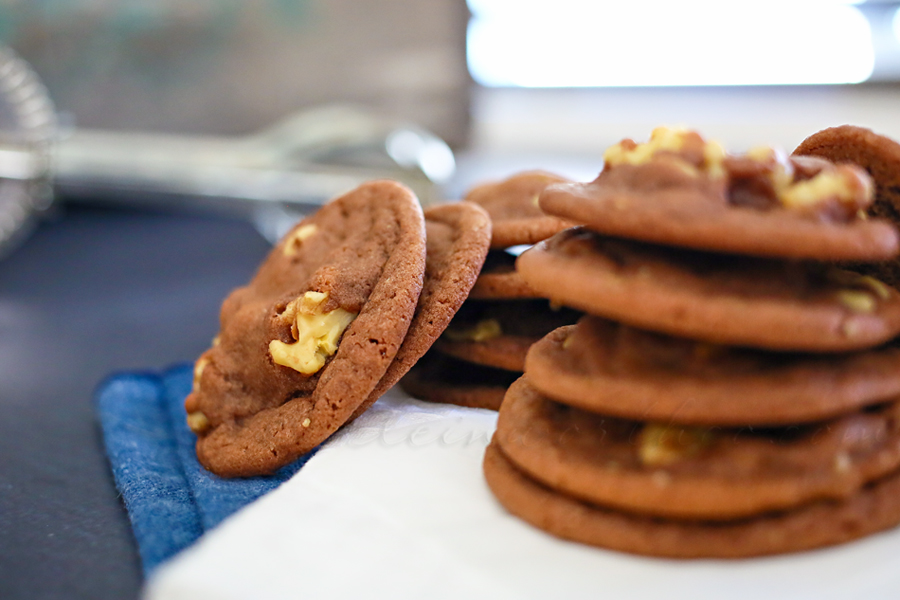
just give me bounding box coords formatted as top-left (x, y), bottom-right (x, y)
top-left (0, 47), bottom-right (455, 253)
top-left (0, 47), bottom-right (56, 255)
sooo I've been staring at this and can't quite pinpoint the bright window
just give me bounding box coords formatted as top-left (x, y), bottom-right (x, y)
top-left (468, 1), bottom-right (880, 87)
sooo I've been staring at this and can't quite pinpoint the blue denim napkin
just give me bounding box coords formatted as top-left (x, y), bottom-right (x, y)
top-left (96, 365), bottom-right (316, 575)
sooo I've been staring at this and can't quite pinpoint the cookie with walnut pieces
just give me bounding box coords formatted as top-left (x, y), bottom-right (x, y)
top-left (539, 127), bottom-right (898, 260)
top-left (794, 125), bottom-right (900, 225)
top-left (184, 180), bottom-right (426, 477)
top-left (794, 125), bottom-right (900, 288)
top-left (484, 432), bottom-right (900, 559)
top-left (494, 376), bottom-right (900, 523)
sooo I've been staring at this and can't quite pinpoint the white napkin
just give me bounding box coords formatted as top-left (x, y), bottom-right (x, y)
top-left (146, 388), bottom-right (900, 600)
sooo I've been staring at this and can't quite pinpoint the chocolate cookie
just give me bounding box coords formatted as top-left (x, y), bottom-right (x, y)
top-left (484, 437), bottom-right (900, 559)
top-left (349, 201), bottom-right (492, 419)
top-left (526, 319), bottom-right (900, 425)
top-left (468, 250), bottom-right (540, 300)
top-left (794, 125), bottom-right (900, 288)
top-left (436, 299), bottom-right (582, 372)
top-left (516, 227), bottom-right (900, 352)
top-left (495, 376), bottom-right (900, 521)
top-left (466, 170), bottom-right (576, 249)
top-left (540, 127), bottom-right (898, 261)
top-left (436, 335), bottom-right (531, 372)
top-left (794, 125), bottom-right (900, 222)
top-left (184, 180), bottom-right (426, 477)
top-left (399, 351), bottom-right (518, 411)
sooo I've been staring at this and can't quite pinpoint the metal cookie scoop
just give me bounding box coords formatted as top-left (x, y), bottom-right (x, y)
top-left (0, 47), bottom-right (455, 254)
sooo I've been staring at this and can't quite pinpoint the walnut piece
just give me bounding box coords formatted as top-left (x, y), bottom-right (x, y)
top-left (637, 423), bottom-right (714, 467)
top-left (282, 224), bottom-right (318, 257)
top-left (269, 291), bottom-right (357, 374)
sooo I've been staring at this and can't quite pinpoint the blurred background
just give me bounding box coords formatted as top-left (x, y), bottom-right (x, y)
top-left (464, 0), bottom-right (900, 184)
top-left (3, 0), bottom-right (470, 144)
top-left (3, 0), bottom-right (900, 191)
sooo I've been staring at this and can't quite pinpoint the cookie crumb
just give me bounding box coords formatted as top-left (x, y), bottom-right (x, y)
top-left (187, 411), bottom-right (210, 433)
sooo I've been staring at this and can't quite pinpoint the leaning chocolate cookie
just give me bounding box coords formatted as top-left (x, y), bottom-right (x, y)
top-left (540, 127), bottom-right (898, 260)
top-left (348, 200), bottom-right (492, 420)
top-left (184, 180), bottom-right (426, 477)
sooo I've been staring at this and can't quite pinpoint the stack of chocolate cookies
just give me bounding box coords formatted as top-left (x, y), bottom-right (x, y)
top-left (484, 127), bottom-right (900, 557)
top-left (402, 171), bottom-right (581, 410)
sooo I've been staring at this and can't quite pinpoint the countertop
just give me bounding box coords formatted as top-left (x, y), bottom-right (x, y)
top-left (0, 204), bottom-right (274, 599)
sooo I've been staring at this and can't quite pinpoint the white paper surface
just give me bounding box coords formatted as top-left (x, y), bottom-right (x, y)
top-left (146, 388), bottom-right (900, 600)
